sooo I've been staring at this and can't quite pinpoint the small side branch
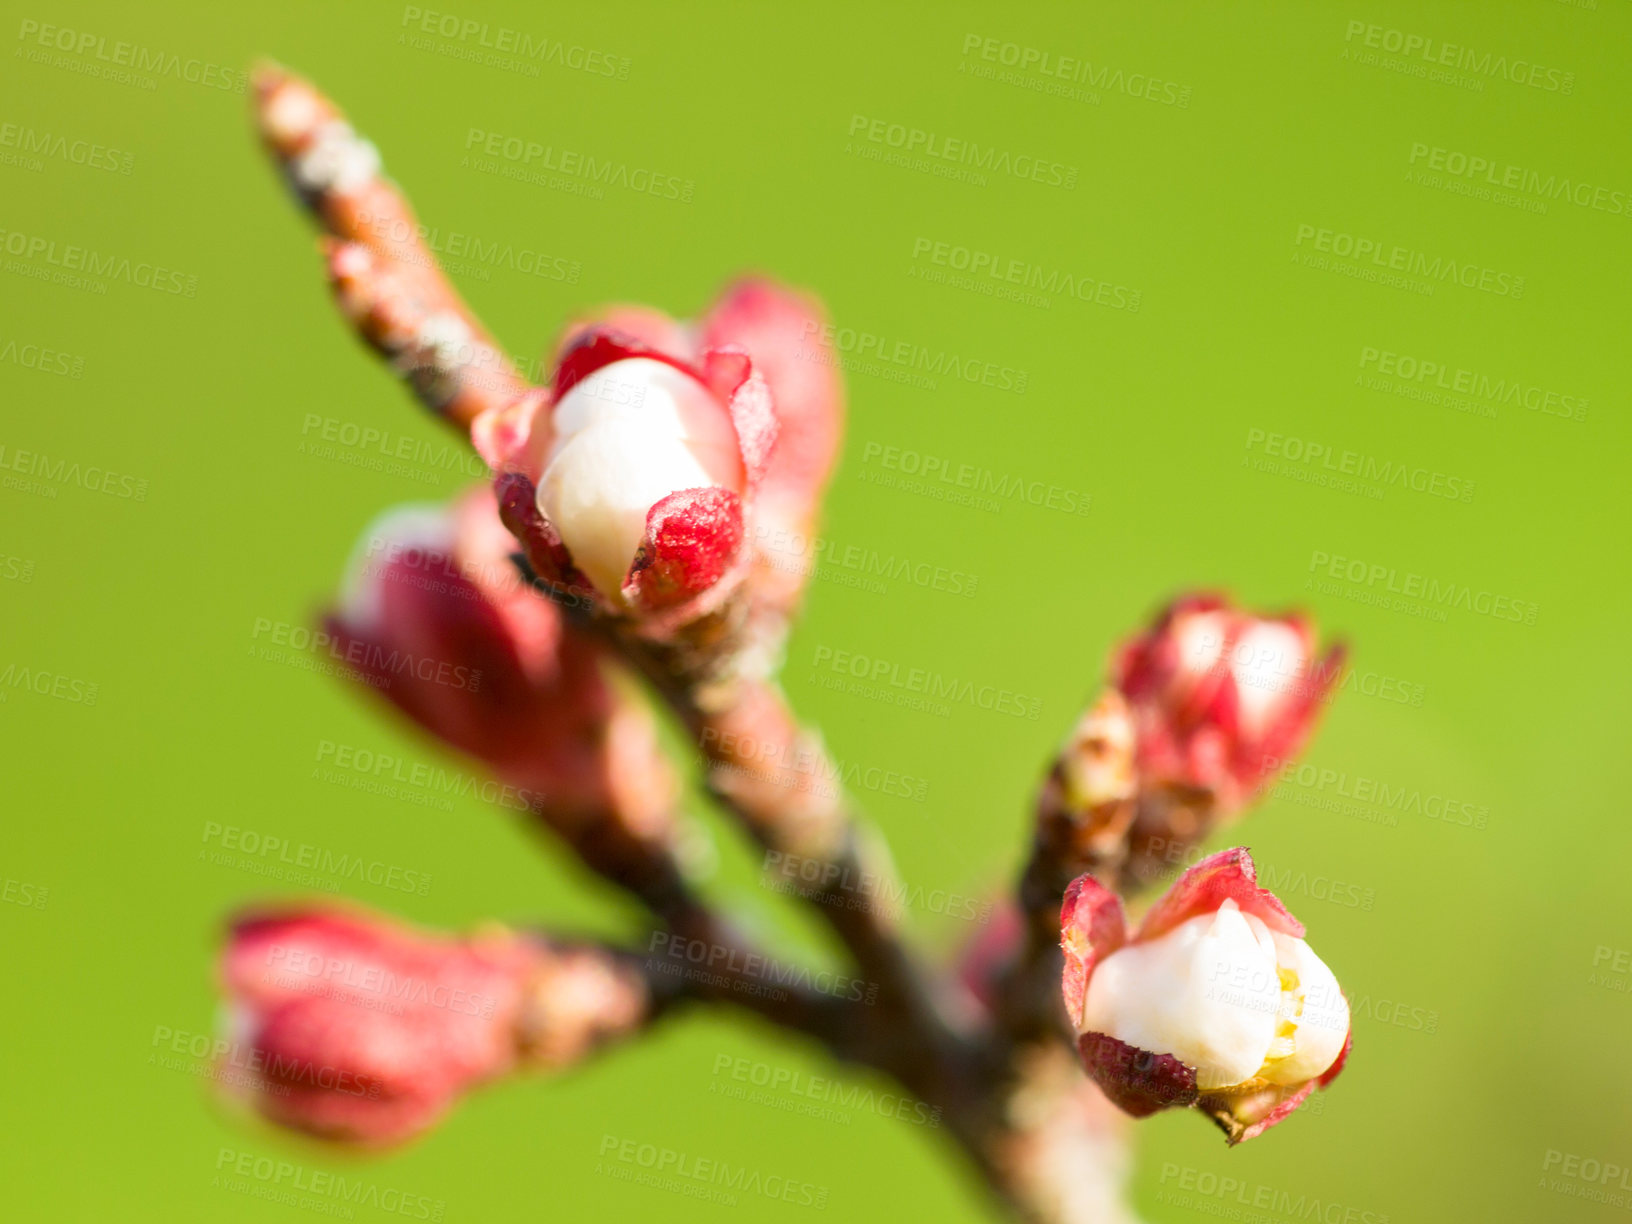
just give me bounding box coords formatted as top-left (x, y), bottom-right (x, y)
top-left (254, 63), bottom-right (533, 427)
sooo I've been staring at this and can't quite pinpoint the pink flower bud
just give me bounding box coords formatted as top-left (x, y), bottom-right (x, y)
top-left (1037, 595), bottom-right (1345, 892)
top-left (219, 909), bottom-right (654, 1145)
top-left (554, 279), bottom-right (845, 546)
top-left (219, 909), bottom-right (539, 1144)
top-left (475, 278), bottom-right (843, 626)
top-left (325, 486), bottom-right (674, 833)
top-left (1060, 849), bottom-right (1351, 1144)
top-left (1113, 594), bottom-right (1344, 812)
top-left (484, 333), bottom-right (773, 626)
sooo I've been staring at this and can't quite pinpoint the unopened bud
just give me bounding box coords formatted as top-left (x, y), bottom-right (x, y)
top-left (1060, 848), bottom-right (1351, 1144)
top-left (326, 485), bottom-right (677, 836)
top-left (218, 908), bottom-right (543, 1144)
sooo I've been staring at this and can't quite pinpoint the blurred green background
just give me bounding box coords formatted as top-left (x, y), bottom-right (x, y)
top-left (3, 1), bottom-right (1629, 1220)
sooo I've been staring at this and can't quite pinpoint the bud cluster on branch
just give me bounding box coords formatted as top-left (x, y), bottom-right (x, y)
top-left (224, 64), bottom-right (1361, 1224)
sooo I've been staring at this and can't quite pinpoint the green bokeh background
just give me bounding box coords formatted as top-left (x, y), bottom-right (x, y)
top-left (4, 1), bottom-right (1628, 1220)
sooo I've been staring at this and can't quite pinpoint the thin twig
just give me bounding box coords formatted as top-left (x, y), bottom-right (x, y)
top-left (253, 62), bottom-right (532, 426)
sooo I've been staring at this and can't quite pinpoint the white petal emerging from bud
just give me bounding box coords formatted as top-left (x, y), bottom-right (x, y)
top-left (538, 359), bottom-right (744, 598)
top-left (1173, 610), bottom-right (1230, 684)
top-left (1079, 899), bottom-right (1348, 1091)
top-left (1081, 900), bottom-right (1279, 1090)
top-left (1261, 932), bottom-right (1349, 1085)
top-left (1229, 621), bottom-right (1307, 739)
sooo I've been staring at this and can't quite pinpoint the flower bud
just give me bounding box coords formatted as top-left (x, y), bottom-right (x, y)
top-left (537, 357), bottom-right (746, 598)
top-left (556, 280), bottom-right (845, 552)
top-left (325, 485), bottom-right (675, 836)
top-left (1060, 849), bottom-right (1350, 1144)
top-left (1038, 595), bottom-right (1343, 891)
top-left (476, 278), bottom-right (842, 628)
top-left (1113, 594), bottom-right (1343, 812)
top-left (486, 333), bottom-right (774, 628)
top-left (218, 908), bottom-right (650, 1144)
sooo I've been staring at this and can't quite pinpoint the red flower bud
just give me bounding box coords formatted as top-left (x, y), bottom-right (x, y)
top-left (557, 279), bottom-right (845, 548)
top-left (1037, 595), bottom-right (1344, 889)
top-left (219, 909), bottom-right (533, 1144)
top-left (1060, 849), bottom-right (1351, 1144)
top-left (1113, 594), bottom-right (1344, 812)
top-left (474, 279), bottom-right (843, 626)
top-left (325, 485), bottom-right (674, 833)
top-left (219, 909), bottom-right (653, 1145)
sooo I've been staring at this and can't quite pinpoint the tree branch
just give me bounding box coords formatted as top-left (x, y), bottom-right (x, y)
top-left (252, 63), bottom-right (1143, 1222)
top-left (254, 62), bottom-right (534, 427)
